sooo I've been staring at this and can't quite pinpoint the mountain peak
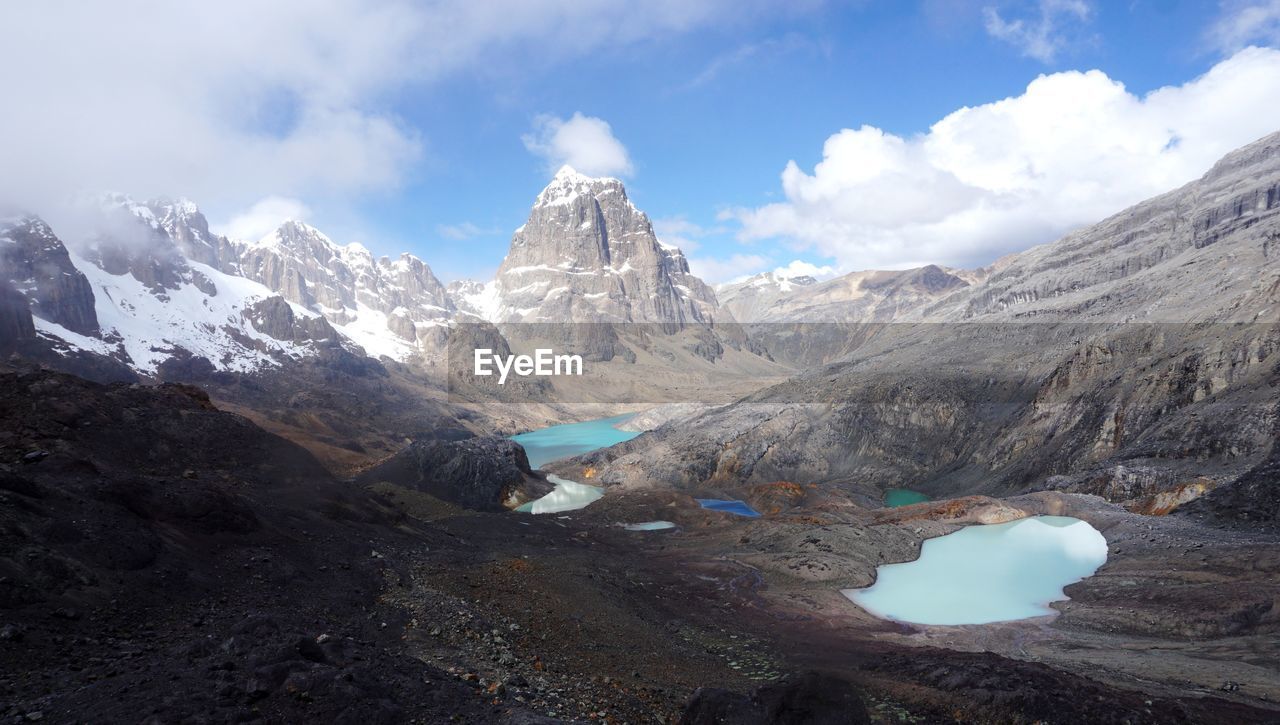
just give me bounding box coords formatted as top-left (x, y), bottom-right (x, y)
top-left (536, 165), bottom-right (626, 208)
top-left (553, 164), bottom-right (582, 179)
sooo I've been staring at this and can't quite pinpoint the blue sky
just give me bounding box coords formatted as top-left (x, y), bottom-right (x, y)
top-left (6, 1), bottom-right (1280, 284)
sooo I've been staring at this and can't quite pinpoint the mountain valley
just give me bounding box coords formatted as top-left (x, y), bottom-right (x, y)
top-left (2, 132), bottom-right (1280, 723)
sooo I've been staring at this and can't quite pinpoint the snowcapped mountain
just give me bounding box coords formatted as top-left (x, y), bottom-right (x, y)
top-left (238, 220), bottom-right (454, 360)
top-left (481, 166), bottom-right (718, 325)
top-left (1, 168), bottom-right (728, 377)
top-left (1, 206), bottom-right (338, 374)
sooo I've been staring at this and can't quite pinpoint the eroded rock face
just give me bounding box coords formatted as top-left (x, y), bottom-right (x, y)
top-left (0, 217), bottom-right (99, 335)
top-left (356, 435), bottom-right (551, 511)
top-left (491, 166), bottom-right (718, 326)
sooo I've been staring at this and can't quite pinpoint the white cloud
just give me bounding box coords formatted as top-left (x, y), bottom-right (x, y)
top-left (522, 113), bottom-right (634, 178)
top-left (773, 259), bottom-right (837, 280)
top-left (687, 253), bottom-right (772, 284)
top-left (732, 47), bottom-right (1280, 272)
top-left (984, 0), bottom-right (1093, 63)
top-left (0, 1), bottom-right (791, 219)
top-left (214, 197), bottom-right (312, 242)
top-left (1208, 1), bottom-right (1280, 53)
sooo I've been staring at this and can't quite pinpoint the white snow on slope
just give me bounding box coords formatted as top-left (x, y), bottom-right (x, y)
top-left (53, 251), bottom-right (313, 373)
top-left (330, 302), bottom-right (416, 361)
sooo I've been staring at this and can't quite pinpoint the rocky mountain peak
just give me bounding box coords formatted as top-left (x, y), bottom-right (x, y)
top-left (86, 194), bottom-right (206, 295)
top-left (236, 219), bottom-right (452, 358)
top-left (145, 197), bottom-right (241, 272)
top-left (492, 170), bottom-right (717, 324)
top-left (533, 165), bottom-right (629, 209)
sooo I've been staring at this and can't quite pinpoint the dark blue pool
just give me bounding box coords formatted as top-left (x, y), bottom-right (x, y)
top-left (695, 498), bottom-right (761, 517)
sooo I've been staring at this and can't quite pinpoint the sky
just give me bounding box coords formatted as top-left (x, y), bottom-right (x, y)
top-left (3, 1), bottom-right (1280, 285)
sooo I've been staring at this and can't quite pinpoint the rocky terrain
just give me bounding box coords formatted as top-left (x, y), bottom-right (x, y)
top-left (579, 131), bottom-right (1280, 526)
top-left (6, 362), bottom-right (1275, 723)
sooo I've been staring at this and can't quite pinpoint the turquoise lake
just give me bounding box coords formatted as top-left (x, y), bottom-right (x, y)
top-left (884, 489), bottom-right (930, 507)
top-left (511, 414), bottom-right (641, 515)
top-left (843, 516), bottom-right (1108, 625)
top-left (511, 413), bottom-right (641, 470)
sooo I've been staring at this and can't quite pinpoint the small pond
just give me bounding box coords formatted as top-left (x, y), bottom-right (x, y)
top-left (514, 474), bottom-right (603, 515)
top-left (695, 499), bottom-right (761, 517)
top-left (884, 488), bottom-right (930, 507)
top-left (620, 521), bottom-right (676, 531)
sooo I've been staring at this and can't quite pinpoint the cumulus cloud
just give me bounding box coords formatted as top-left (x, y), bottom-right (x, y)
top-left (983, 0), bottom-right (1093, 63)
top-left (688, 253), bottom-right (773, 284)
top-left (522, 113), bottom-right (634, 178)
top-left (213, 197), bottom-right (313, 242)
top-left (732, 47), bottom-right (1280, 272)
top-left (0, 0), bottom-right (788, 225)
top-left (772, 259), bottom-right (837, 280)
top-left (1208, 0), bottom-right (1280, 53)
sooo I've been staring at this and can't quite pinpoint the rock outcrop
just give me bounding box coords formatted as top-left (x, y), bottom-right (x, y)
top-left (356, 435), bottom-right (551, 511)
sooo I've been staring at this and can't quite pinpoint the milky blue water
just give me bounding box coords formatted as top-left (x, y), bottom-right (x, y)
top-left (843, 516), bottom-right (1108, 625)
top-left (621, 521), bottom-right (676, 531)
top-left (511, 413), bottom-right (641, 470)
top-left (884, 489), bottom-right (930, 507)
top-left (514, 474), bottom-right (604, 514)
top-left (511, 415), bottom-right (640, 515)
top-left (695, 499), bottom-right (761, 517)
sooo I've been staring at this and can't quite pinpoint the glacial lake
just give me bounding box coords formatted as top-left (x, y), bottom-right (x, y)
top-left (884, 488), bottom-right (930, 507)
top-left (512, 414), bottom-right (641, 514)
top-left (511, 413), bottom-right (640, 469)
top-left (843, 516), bottom-right (1108, 625)
top-left (514, 474), bottom-right (603, 514)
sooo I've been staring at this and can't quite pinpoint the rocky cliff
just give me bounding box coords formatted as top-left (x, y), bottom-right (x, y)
top-left (0, 216), bottom-right (99, 336)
